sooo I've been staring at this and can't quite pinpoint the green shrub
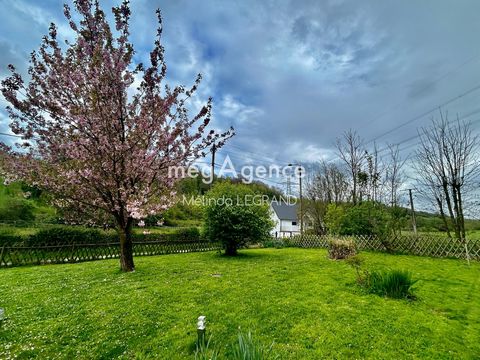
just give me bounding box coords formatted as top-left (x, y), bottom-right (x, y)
top-left (162, 201), bottom-right (204, 224)
top-left (345, 254), bottom-right (365, 280)
top-left (365, 269), bottom-right (417, 299)
top-left (324, 204), bottom-right (346, 235)
top-left (175, 226), bottom-right (201, 239)
top-left (1, 225), bottom-right (203, 247)
top-left (20, 182), bottom-right (42, 199)
top-left (261, 237), bottom-right (293, 249)
top-left (262, 238), bottom-right (285, 249)
top-left (0, 198), bottom-right (35, 222)
top-left (341, 202), bottom-right (389, 237)
top-left (143, 227), bottom-right (201, 242)
top-left (27, 227), bottom-right (106, 246)
top-left (328, 238), bottom-right (357, 259)
top-left (325, 202), bottom-right (391, 237)
top-left (0, 233), bottom-right (28, 246)
top-left (203, 182), bottom-right (273, 256)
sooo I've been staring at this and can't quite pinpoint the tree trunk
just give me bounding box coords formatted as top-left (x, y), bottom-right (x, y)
top-left (456, 185), bottom-right (466, 241)
top-left (450, 184), bottom-right (462, 241)
top-left (436, 196), bottom-right (452, 238)
top-left (352, 172), bottom-right (357, 205)
top-left (225, 241), bottom-right (238, 256)
top-left (118, 219), bottom-right (135, 272)
top-left (456, 187), bottom-right (470, 263)
top-left (442, 181), bottom-right (459, 239)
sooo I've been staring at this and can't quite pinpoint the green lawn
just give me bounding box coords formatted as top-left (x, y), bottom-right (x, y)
top-left (0, 249), bottom-right (479, 359)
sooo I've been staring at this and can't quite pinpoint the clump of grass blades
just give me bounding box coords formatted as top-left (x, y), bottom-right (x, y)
top-left (195, 336), bottom-right (219, 360)
top-left (195, 331), bottom-right (278, 360)
top-left (366, 269), bottom-right (417, 299)
top-left (232, 331), bottom-right (278, 360)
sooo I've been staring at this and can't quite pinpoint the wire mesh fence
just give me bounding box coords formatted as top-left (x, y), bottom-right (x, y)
top-left (2, 230), bottom-right (478, 268)
top-left (0, 240), bottom-right (221, 268)
top-left (280, 234), bottom-right (480, 260)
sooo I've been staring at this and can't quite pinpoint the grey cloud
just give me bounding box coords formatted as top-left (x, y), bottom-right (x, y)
top-left (1, 0), bottom-right (480, 173)
top-left (406, 78), bottom-right (437, 100)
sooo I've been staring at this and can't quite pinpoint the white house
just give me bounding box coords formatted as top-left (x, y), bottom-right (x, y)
top-left (270, 202), bottom-right (303, 237)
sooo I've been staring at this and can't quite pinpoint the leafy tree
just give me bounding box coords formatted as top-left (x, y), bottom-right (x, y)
top-left (177, 176), bottom-right (211, 196)
top-left (341, 202), bottom-right (389, 237)
top-left (203, 182), bottom-right (273, 256)
top-left (0, 0), bottom-right (232, 271)
top-left (232, 179), bottom-right (283, 199)
top-left (324, 203), bottom-right (346, 235)
top-left (325, 202), bottom-right (389, 237)
top-left (388, 205), bottom-right (408, 235)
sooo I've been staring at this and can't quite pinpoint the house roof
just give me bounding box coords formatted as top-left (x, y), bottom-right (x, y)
top-left (271, 202), bottom-right (298, 221)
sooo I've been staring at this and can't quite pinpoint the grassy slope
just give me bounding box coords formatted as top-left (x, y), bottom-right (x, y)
top-left (0, 181), bottom-right (57, 223)
top-left (1, 249), bottom-right (479, 359)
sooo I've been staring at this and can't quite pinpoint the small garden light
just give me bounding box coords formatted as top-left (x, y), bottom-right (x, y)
top-left (0, 308), bottom-right (5, 325)
top-left (197, 315), bottom-right (206, 347)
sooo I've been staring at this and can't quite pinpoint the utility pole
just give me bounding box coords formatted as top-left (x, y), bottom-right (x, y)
top-left (286, 176), bottom-right (292, 196)
top-left (299, 166), bottom-right (303, 236)
top-left (408, 188), bottom-right (417, 236)
top-left (210, 142), bottom-right (216, 185)
top-left (288, 163), bottom-right (303, 236)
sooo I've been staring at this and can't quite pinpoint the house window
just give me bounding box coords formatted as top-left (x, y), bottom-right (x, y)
top-left (292, 221), bottom-right (297, 225)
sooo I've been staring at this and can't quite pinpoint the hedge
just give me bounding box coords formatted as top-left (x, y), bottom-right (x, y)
top-left (0, 226), bottom-right (201, 246)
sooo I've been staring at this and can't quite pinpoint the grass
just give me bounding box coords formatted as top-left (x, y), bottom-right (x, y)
top-left (467, 229), bottom-right (480, 239)
top-left (0, 249), bottom-right (479, 359)
top-left (364, 269), bottom-right (417, 299)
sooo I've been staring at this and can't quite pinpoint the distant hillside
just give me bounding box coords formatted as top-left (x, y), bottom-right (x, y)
top-left (0, 180), bottom-right (58, 223)
top-left (404, 209), bottom-right (480, 234)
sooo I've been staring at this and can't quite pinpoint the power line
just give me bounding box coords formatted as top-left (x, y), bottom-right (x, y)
top-left (324, 86), bottom-right (480, 165)
top-left (365, 83), bottom-right (480, 145)
top-left (199, 82), bottom-right (480, 169)
top-left (216, 148), bottom-right (282, 166)
top-left (394, 120), bottom-right (480, 159)
top-left (373, 110), bottom-right (480, 157)
top-left (362, 53), bottom-right (480, 129)
top-left (220, 144), bottom-right (291, 166)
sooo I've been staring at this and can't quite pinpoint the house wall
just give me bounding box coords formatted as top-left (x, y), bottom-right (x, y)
top-left (270, 206), bottom-right (301, 237)
top-left (279, 220), bottom-right (300, 234)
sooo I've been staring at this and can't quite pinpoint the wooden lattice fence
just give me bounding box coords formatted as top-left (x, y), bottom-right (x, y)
top-left (279, 234), bottom-right (480, 260)
top-left (0, 240), bottom-right (221, 268)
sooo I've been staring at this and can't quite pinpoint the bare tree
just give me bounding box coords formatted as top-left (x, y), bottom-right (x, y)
top-left (336, 130), bottom-right (366, 204)
top-left (384, 143), bottom-right (406, 207)
top-left (365, 143), bottom-right (382, 203)
top-left (311, 161), bottom-right (349, 204)
top-left (304, 161), bottom-right (348, 234)
top-left (415, 113), bottom-right (479, 249)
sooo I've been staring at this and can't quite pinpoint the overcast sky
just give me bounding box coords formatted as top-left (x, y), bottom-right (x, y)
top-left (1, 0), bottom-right (480, 197)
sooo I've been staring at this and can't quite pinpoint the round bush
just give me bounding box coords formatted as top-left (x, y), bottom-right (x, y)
top-left (203, 182), bottom-right (273, 256)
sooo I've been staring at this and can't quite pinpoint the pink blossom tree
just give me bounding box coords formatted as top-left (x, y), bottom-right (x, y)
top-left (0, 0), bottom-right (233, 271)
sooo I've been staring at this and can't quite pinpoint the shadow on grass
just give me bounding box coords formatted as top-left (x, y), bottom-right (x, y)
top-left (212, 249), bottom-right (272, 260)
